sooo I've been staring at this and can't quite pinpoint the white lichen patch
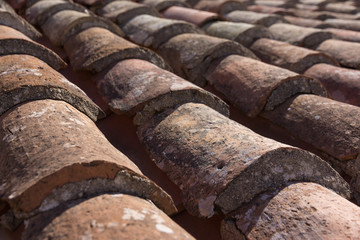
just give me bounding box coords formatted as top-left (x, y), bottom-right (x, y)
top-left (2, 125), bottom-right (26, 142)
top-left (314, 115), bottom-right (321, 120)
top-left (156, 223), bottom-right (174, 234)
top-left (63, 143), bottom-right (77, 148)
top-left (39, 198), bottom-right (59, 212)
top-left (24, 104), bottom-right (56, 118)
top-left (0, 67), bottom-right (42, 77)
top-left (122, 208), bottom-right (146, 221)
top-left (107, 222), bottom-right (119, 228)
top-left (198, 195), bottom-right (217, 217)
top-left (68, 117), bottom-right (85, 126)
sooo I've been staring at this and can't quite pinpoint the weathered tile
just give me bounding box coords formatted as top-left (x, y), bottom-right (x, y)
top-left (96, 1), bottom-right (159, 24)
top-left (23, 194), bottom-right (194, 240)
top-left (250, 38), bottom-right (338, 73)
top-left (289, 9), bottom-right (336, 20)
top-left (321, 2), bottom-right (358, 14)
top-left (95, 59), bottom-right (229, 125)
top-left (26, 0), bottom-right (89, 26)
top-left (161, 6), bottom-right (221, 27)
top-left (141, 0), bottom-right (190, 12)
top-left (138, 103), bottom-right (349, 217)
top-left (255, 0), bottom-right (295, 8)
top-left (121, 14), bottom-right (200, 49)
top-left (193, 0), bottom-right (246, 15)
top-left (283, 15), bottom-right (332, 28)
top-left (269, 23), bottom-right (333, 48)
top-left (324, 18), bottom-right (360, 31)
top-left (64, 27), bottom-right (168, 72)
top-left (202, 21), bottom-right (272, 48)
top-left (222, 182), bottom-right (360, 240)
top-left (0, 54), bottom-right (104, 121)
top-left (73, 0), bottom-right (102, 6)
top-left (0, 2), bottom-right (41, 39)
top-left (204, 55), bottom-right (326, 117)
top-left (157, 33), bottom-right (257, 86)
top-left (247, 4), bottom-right (291, 15)
top-left (261, 94), bottom-right (360, 162)
top-left (0, 100), bottom-right (176, 226)
top-left (0, 25), bottom-right (66, 70)
top-left (41, 9), bottom-right (123, 46)
top-left (304, 63), bottom-right (360, 106)
top-left (224, 10), bottom-right (287, 27)
top-left (316, 39), bottom-right (360, 69)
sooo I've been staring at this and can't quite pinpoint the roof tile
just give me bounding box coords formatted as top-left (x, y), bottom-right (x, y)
top-left (283, 15), bottom-right (333, 28)
top-left (63, 27), bottom-right (169, 72)
top-left (224, 10), bottom-right (287, 27)
top-left (325, 27), bottom-right (360, 42)
top-left (324, 18), bottom-right (360, 31)
top-left (140, 0), bottom-right (190, 12)
top-left (193, 0), bottom-right (246, 15)
top-left (0, 25), bottom-right (66, 70)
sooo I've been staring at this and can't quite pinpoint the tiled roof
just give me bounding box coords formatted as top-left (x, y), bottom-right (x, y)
top-left (1, 0), bottom-right (360, 239)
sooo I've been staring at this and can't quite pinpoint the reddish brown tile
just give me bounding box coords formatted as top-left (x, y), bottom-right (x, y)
top-left (161, 6), bottom-right (221, 27)
top-left (224, 10), bottom-right (287, 27)
top-left (0, 2), bottom-right (41, 39)
top-left (64, 27), bottom-right (168, 72)
top-left (316, 39), bottom-right (360, 69)
top-left (255, 0), bottom-right (295, 8)
top-left (0, 25), bottom-right (66, 70)
top-left (193, 0), bottom-right (246, 15)
top-left (247, 4), bottom-right (291, 14)
top-left (121, 14), bottom-right (200, 49)
top-left (304, 63), bottom-right (360, 106)
top-left (324, 18), bottom-right (360, 31)
top-left (205, 55), bottom-right (326, 117)
top-left (41, 9), bottom-right (123, 46)
top-left (321, 2), bottom-right (358, 14)
top-left (140, 0), bottom-right (190, 12)
top-left (283, 15), bottom-right (333, 28)
top-left (250, 38), bottom-right (339, 73)
top-left (0, 54), bottom-right (104, 121)
top-left (269, 23), bottom-right (333, 48)
top-left (25, 0), bottom-right (88, 26)
top-left (96, 59), bottom-right (229, 125)
top-left (222, 182), bottom-right (360, 239)
top-left (0, 100), bottom-right (176, 227)
top-left (138, 102), bottom-right (349, 217)
top-left (157, 33), bottom-right (257, 86)
top-left (23, 194), bottom-right (194, 240)
top-left (202, 21), bottom-right (272, 47)
top-left (289, 9), bottom-right (336, 20)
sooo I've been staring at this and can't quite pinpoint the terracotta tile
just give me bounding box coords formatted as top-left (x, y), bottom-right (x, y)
top-left (193, 0), bottom-right (246, 15)
top-left (0, 54), bottom-right (104, 121)
top-left (41, 9), bottom-right (123, 46)
top-left (23, 194), bottom-right (194, 240)
top-left (255, 0), bottom-right (295, 8)
top-left (322, 11), bottom-right (360, 20)
top-left (283, 15), bottom-right (333, 28)
top-left (64, 27), bottom-right (168, 72)
top-left (95, 59), bottom-right (229, 125)
top-left (140, 0), bottom-right (190, 12)
top-left (295, 3), bottom-right (319, 11)
top-left (96, 1), bottom-right (159, 24)
top-left (224, 10), bottom-right (287, 27)
top-left (0, 100), bottom-right (176, 227)
top-left (316, 39), bottom-right (360, 69)
top-left (222, 182), bottom-right (360, 239)
top-left (261, 94), bottom-right (360, 162)
top-left (0, 2), bottom-right (41, 39)
top-left (304, 63), bottom-right (360, 106)
top-left (204, 55), bottom-right (326, 117)
top-left (73, 0), bottom-right (102, 6)
top-left (138, 102), bottom-right (349, 217)
top-left (321, 2), bottom-right (358, 14)
top-left (247, 4), bottom-right (291, 15)
top-left (157, 33), bottom-right (257, 86)
top-left (324, 18), bottom-right (360, 31)
top-left (161, 6), bottom-right (221, 27)
top-left (268, 23), bottom-right (333, 48)
top-left (5, 0), bottom-right (25, 10)
top-left (250, 38), bottom-right (339, 73)
top-left (121, 14), bottom-right (201, 49)
top-left (202, 21), bottom-right (272, 47)
top-left (25, 0), bottom-right (89, 26)
top-left (26, 0), bottom-right (47, 8)
top-left (0, 25), bottom-right (66, 70)
top-left (290, 9), bottom-right (336, 20)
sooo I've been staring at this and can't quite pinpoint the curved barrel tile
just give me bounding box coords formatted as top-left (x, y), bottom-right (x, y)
top-left (250, 38), bottom-right (339, 73)
top-left (23, 194), bottom-right (194, 240)
top-left (324, 18), bottom-right (360, 31)
top-left (0, 54), bottom-right (104, 121)
top-left (95, 59), bottom-right (229, 125)
top-left (64, 27), bottom-right (168, 72)
top-left (325, 28), bottom-right (360, 43)
top-left (0, 100), bottom-right (176, 224)
top-left (224, 10), bottom-right (287, 27)
top-left (157, 33), bottom-right (257, 86)
top-left (205, 55), bottom-right (326, 117)
top-left (138, 103), bottom-right (349, 217)
top-left (141, 0), bottom-right (190, 12)
top-left (194, 0), bottom-right (246, 15)
top-left (0, 25), bottom-right (66, 70)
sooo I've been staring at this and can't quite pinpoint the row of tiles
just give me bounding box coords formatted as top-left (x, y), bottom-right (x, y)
top-left (2, 0), bottom-right (360, 238)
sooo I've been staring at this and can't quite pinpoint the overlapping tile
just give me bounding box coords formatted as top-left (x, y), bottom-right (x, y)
top-left (224, 10), bottom-right (287, 27)
top-left (193, 0), bottom-right (246, 15)
top-left (250, 38), bottom-right (339, 73)
top-left (283, 15), bottom-right (333, 28)
top-left (23, 194), bottom-right (194, 240)
top-left (0, 25), bottom-right (66, 70)
top-left (64, 27), bottom-right (168, 72)
top-left (222, 182), bottom-right (360, 239)
top-left (325, 27), bottom-right (360, 42)
top-left (0, 54), bottom-right (104, 121)
top-left (140, 0), bottom-right (190, 12)
top-left (324, 18), bottom-right (360, 31)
